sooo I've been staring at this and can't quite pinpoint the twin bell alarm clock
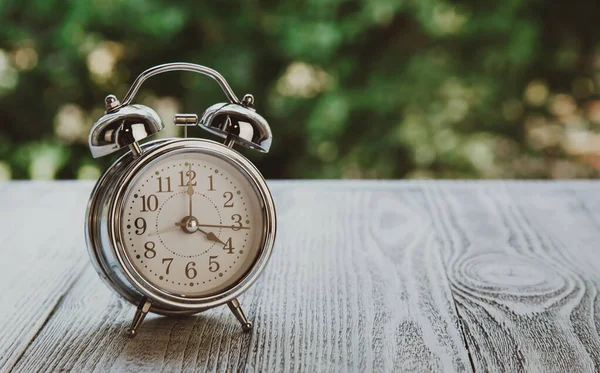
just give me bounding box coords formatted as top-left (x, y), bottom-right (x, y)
top-left (85, 63), bottom-right (277, 337)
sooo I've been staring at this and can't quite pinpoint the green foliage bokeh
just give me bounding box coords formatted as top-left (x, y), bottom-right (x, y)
top-left (1, 0), bottom-right (600, 180)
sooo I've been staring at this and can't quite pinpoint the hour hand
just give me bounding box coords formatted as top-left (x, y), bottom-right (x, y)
top-left (175, 219), bottom-right (226, 245)
top-left (198, 228), bottom-right (226, 245)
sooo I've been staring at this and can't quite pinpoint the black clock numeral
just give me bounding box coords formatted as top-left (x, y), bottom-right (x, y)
top-left (209, 256), bottom-right (220, 272)
top-left (179, 170), bottom-right (197, 186)
top-left (144, 241), bottom-right (156, 259)
top-left (162, 258), bottom-right (173, 275)
top-left (223, 238), bottom-right (234, 254)
top-left (157, 176), bottom-right (172, 193)
top-left (185, 261), bottom-right (197, 279)
top-left (140, 194), bottom-right (158, 212)
top-left (223, 192), bottom-right (234, 207)
top-left (231, 214), bottom-right (242, 231)
top-left (207, 175), bottom-right (215, 191)
top-left (134, 217), bottom-right (146, 235)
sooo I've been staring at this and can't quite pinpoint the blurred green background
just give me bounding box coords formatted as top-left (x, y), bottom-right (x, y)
top-left (1, 0), bottom-right (600, 180)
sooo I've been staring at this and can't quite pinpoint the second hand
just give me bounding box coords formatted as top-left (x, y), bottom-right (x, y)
top-left (150, 221), bottom-right (251, 237)
top-left (175, 221), bottom-right (250, 230)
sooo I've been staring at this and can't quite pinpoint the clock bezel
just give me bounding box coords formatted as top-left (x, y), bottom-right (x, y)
top-left (107, 138), bottom-right (276, 311)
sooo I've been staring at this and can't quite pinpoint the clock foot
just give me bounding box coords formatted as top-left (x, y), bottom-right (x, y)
top-left (125, 298), bottom-right (152, 338)
top-left (227, 298), bottom-right (253, 332)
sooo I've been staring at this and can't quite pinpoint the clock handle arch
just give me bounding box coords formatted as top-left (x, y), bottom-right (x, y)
top-left (118, 62), bottom-right (242, 109)
top-left (117, 62), bottom-right (272, 153)
top-left (89, 62), bottom-right (272, 158)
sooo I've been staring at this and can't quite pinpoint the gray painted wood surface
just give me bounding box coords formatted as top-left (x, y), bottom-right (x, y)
top-left (1, 181), bottom-right (599, 372)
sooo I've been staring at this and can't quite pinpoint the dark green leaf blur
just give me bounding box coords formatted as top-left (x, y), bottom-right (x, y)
top-left (1, 0), bottom-right (599, 180)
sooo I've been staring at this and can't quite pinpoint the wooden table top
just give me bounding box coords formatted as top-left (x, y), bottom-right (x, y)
top-left (1, 181), bottom-right (599, 372)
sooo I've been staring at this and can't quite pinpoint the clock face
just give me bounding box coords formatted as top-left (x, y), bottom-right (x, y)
top-left (118, 149), bottom-right (266, 297)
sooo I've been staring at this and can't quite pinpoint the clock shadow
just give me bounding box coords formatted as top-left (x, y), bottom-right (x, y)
top-left (114, 312), bottom-right (254, 370)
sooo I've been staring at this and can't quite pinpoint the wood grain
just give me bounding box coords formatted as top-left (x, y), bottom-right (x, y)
top-left (0, 182), bottom-right (92, 372)
top-left (7, 182), bottom-right (471, 372)
top-left (4, 181), bottom-right (600, 372)
top-left (424, 182), bottom-right (600, 372)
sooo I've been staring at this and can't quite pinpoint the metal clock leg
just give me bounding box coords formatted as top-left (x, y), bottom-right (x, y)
top-left (227, 298), bottom-right (253, 332)
top-left (126, 298), bottom-right (152, 337)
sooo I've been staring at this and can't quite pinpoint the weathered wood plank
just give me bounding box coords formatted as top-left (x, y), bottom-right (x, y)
top-left (9, 182), bottom-right (471, 372)
top-left (10, 265), bottom-right (258, 372)
top-left (0, 182), bottom-right (93, 372)
top-left (425, 183), bottom-right (600, 372)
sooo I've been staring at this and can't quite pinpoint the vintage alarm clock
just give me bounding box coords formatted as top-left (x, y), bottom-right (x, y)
top-left (85, 63), bottom-right (276, 337)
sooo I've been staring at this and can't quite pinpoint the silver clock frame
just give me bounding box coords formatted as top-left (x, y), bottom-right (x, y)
top-left (86, 138), bottom-right (276, 334)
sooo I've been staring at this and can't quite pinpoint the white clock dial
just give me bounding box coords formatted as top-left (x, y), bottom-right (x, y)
top-left (119, 150), bottom-right (265, 297)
